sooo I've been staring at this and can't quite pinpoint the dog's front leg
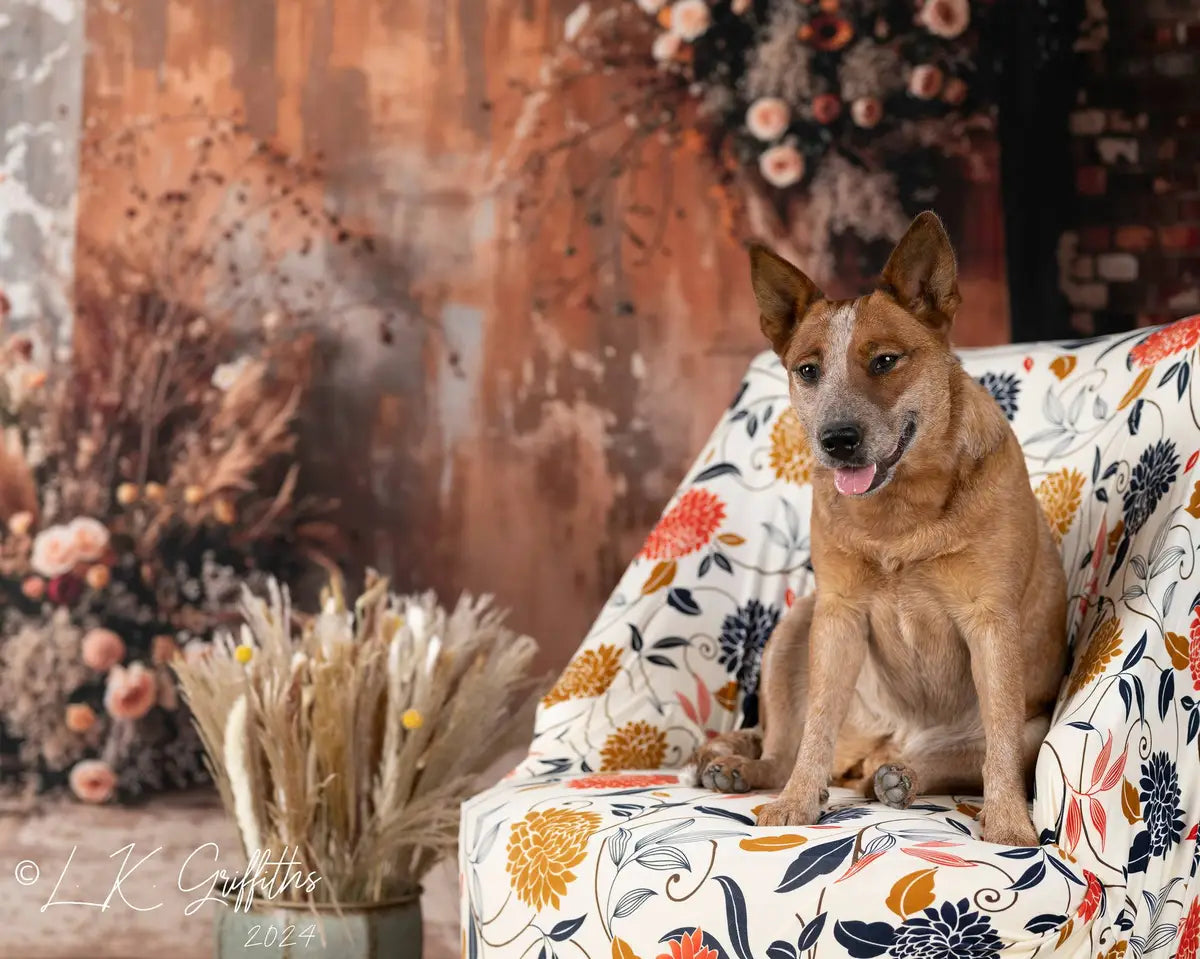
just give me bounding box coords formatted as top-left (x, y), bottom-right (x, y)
top-left (756, 599), bottom-right (867, 827)
top-left (957, 604), bottom-right (1039, 847)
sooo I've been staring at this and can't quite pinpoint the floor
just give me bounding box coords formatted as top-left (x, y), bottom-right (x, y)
top-left (0, 751), bottom-right (521, 959)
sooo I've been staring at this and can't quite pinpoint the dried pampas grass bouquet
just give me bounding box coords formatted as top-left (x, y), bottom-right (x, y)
top-left (173, 572), bottom-right (541, 906)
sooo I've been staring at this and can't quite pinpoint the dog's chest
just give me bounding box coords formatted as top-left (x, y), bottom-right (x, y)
top-left (859, 578), bottom-right (977, 722)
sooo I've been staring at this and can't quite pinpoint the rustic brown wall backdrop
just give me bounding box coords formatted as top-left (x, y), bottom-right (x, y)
top-left (74, 0), bottom-right (1010, 672)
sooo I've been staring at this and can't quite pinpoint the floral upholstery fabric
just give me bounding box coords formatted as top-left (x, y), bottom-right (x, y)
top-left (461, 320), bottom-right (1200, 959)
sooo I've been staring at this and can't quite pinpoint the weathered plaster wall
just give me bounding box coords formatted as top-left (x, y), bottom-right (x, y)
top-left (0, 0), bottom-right (85, 335)
top-left (53, 0), bottom-right (1008, 670)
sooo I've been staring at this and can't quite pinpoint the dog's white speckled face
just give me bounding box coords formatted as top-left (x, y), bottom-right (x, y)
top-left (750, 212), bottom-right (962, 497)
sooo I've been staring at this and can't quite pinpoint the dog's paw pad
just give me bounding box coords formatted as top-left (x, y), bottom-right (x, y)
top-left (700, 758), bottom-right (754, 793)
top-left (873, 763), bottom-right (916, 809)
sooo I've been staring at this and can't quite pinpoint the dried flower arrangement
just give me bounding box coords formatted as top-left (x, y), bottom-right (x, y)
top-left (173, 574), bottom-right (540, 906)
top-left (0, 110), bottom-right (401, 804)
top-left (501, 0), bottom-right (998, 279)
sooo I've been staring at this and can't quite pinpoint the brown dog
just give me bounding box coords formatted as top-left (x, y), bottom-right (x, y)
top-left (692, 212), bottom-right (1067, 847)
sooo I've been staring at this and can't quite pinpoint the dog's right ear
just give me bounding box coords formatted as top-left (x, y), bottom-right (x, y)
top-left (749, 244), bottom-right (820, 355)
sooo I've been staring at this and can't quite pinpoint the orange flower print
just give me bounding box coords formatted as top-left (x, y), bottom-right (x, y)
top-left (1130, 314), bottom-right (1200, 367)
top-left (657, 929), bottom-right (719, 959)
top-left (1035, 468), bottom-right (1085, 544)
top-left (770, 408), bottom-right (814, 485)
top-left (600, 720), bottom-right (668, 770)
top-left (1067, 617), bottom-right (1123, 698)
top-left (568, 772), bottom-right (677, 789)
top-left (1076, 870), bottom-right (1104, 921)
top-left (1179, 897), bottom-right (1200, 959)
top-left (542, 644), bottom-right (623, 707)
top-left (505, 808), bottom-right (601, 909)
top-left (639, 488), bottom-right (726, 560)
top-left (1097, 943), bottom-right (1127, 959)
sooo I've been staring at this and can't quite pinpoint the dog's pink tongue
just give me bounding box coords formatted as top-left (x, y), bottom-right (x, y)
top-left (834, 464), bottom-right (876, 496)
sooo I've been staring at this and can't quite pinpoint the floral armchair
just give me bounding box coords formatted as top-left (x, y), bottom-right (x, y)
top-left (461, 320), bottom-right (1200, 959)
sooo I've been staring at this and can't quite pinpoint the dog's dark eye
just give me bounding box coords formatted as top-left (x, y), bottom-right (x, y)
top-left (870, 354), bottom-right (900, 375)
top-left (793, 363), bottom-right (820, 383)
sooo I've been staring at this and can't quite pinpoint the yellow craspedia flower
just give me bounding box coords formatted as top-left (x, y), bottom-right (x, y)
top-left (402, 709), bottom-right (423, 730)
top-left (234, 644), bottom-right (254, 665)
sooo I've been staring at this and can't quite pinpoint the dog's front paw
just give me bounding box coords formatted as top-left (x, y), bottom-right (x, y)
top-left (698, 756), bottom-right (754, 794)
top-left (872, 763), bottom-right (918, 809)
top-left (755, 793), bottom-right (823, 827)
top-left (980, 807), bottom-right (1039, 847)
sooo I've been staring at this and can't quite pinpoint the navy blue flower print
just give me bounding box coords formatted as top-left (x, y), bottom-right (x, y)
top-left (1140, 750), bottom-right (1185, 858)
top-left (718, 599), bottom-right (780, 726)
top-left (1123, 440), bottom-right (1180, 536)
top-left (977, 372), bottom-right (1020, 421)
top-left (889, 898), bottom-right (1003, 959)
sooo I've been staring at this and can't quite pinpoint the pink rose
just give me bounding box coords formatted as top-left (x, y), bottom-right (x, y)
top-left (652, 31), bottom-right (682, 61)
top-left (30, 525), bottom-right (77, 578)
top-left (919, 0), bottom-right (970, 39)
top-left (943, 76), bottom-right (968, 105)
top-left (69, 760), bottom-right (116, 804)
top-left (67, 517), bottom-right (109, 562)
top-left (758, 144), bottom-right (805, 188)
top-left (105, 663), bottom-right (157, 720)
top-left (909, 64), bottom-right (945, 100)
top-left (82, 628), bottom-right (126, 672)
top-left (812, 93), bottom-right (842, 125)
top-left (850, 97), bottom-right (883, 129)
top-left (670, 0), bottom-right (710, 40)
top-left (745, 97), bottom-right (791, 142)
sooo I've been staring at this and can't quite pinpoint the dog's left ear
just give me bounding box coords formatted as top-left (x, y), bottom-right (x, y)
top-left (879, 211), bottom-right (960, 338)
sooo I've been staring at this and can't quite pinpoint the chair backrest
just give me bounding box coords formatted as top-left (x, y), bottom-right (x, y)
top-left (517, 320), bottom-right (1200, 842)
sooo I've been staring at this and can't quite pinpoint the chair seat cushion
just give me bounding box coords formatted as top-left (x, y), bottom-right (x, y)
top-left (461, 771), bottom-right (1097, 959)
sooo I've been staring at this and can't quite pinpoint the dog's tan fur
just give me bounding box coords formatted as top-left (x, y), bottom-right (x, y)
top-left (693, 212), bottom-right (1068, 846)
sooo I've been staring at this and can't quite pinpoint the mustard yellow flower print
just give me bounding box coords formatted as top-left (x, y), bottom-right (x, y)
top-left (1035, 468), bottom-right (1085, 544)
top-left (600, 719), bottom-right (667, 770)
top-left (505, 808), bottom-right (601, 909)
top-left (769, 408), bottom-right (813, 485)
top-left (1067, 617), bottom-right (1123, 698)
top-left (542, 644), bottom-right (623, 707)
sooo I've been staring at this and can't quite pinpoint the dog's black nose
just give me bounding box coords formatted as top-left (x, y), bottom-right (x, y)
top-left (820, 424), bottom-right (863, 460)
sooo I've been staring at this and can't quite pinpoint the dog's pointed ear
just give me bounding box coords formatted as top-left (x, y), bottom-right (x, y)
top-left (878, 211), bottom-right (960, 337)
top-left (749, 244), bottom-right (820, 354)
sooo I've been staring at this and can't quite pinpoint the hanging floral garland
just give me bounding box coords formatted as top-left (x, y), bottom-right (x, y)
top-left (506, 0), bottom-right (1000, 281)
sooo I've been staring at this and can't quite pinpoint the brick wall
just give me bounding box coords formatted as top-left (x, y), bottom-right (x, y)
top-left (1061, 2), bottom-right (1200, 336)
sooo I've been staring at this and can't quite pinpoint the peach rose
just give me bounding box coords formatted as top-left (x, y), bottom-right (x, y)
top-left (7, 510), bottom-right (32, 537)
top-left (68, 517), bottom-right (109, 562)
top-left (812, 93), bottom-right (842, 124)
top-left (851, 96), bottom-right (883, 129)
top-left (669, 0), bottom-right (710, 40)
top-left (758, 143), bottom-right (805, 188)
top-left (30, 525), bottom-right (77, 578)
top-left (82, 628), bottom-right (126, 672)
top-left (909, 64), bottom-right (944, 100)
top-left (731, 0), bottom-right (751, 12)
top-left (65, 703), bottom-right (96, 733)
top-left (21, 576), bottom-right (44, 600)
top-left (745, 97), bottom-right (791, 142)
top-left (69, 760), bottom-right (116, 804)
top-left (919, 0), bottom-right (969, 38)
top-left (105, 663), bottom-right (157, 720)
top-left (85, 565), bottom-right (110, 590)
top-left (943, 76), bottom-right (967, 105)
top-left (652, 31), bottom-right (682, 61)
